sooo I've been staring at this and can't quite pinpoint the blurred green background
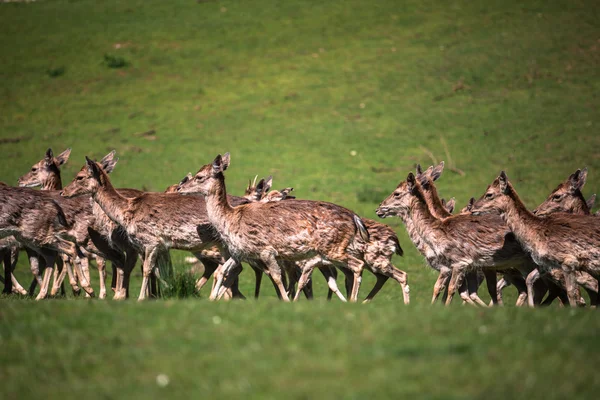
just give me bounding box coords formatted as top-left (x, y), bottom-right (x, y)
top-left (1, 0), bottom-right (599, 398)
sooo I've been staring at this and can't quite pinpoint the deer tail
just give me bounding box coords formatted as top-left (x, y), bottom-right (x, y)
top-left (391, 234), bottom-right (404, 256)
top-left (353, 215), bottom-right (370, 242)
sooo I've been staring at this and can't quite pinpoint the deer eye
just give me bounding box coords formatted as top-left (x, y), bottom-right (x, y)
top-left (485, 193), bottom-right (493, 199)
top-left (77, 176), bottom-right (84, 181)
top-left (552, 194), bottom-right (562, 201)
top-left (393, 192), bottom-right (400, 198)
top-left (31, 167), bottom-right (37, 172)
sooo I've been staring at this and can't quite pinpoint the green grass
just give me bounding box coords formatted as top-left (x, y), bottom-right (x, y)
top-left (1, 0), bottom-right (599, 398)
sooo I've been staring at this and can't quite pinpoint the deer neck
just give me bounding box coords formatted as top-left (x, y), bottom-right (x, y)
top-left (408, 194), bottom-right (447, 245)
top-left (42, 173), bottom-right (62, 190)
top-left (204, 174), bottom-right (234, 235)
top-left (91, 175), bottom-right (130, 228)
top-left (501, 186), bottom-right (541, 248)
top-left (424, 184), bottom-right (451, 219)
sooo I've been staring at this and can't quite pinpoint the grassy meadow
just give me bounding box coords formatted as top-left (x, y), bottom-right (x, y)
top-left (1, 0), bottom-right (599, 398)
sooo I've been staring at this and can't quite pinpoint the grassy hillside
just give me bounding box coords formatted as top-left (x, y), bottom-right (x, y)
top-left (1, 0), bottom-right (599, 398)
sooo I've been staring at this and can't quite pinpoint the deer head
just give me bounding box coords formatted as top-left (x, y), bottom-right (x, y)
top-left (376, 172), bottom-right (419, 218)
top-left (178, 153), bottom-right (230, 195)
top-left (243, 175), bottom-right (273, 202)
top-left (442, 197), bottom-right (455, 214)
top-left (460, 197), bottom-right (475, 214)
top-left (532, 168), bottom-right (589, 216)
top-left (470, 171), bottom-right (513, 215)
top-left (165, 172), bottom-right (193, 193)
top-left (18, 148), bottom-right (71, 188)
top-left (61, 151), bottom-right (118, 198)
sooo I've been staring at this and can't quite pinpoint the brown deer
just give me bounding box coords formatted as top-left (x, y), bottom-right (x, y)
top-left (415, 163), bottom-right (499, 306)
top-left (252, 177), bottom-right (409, 304)
top-left (61, 155), bottom-right (250, 300)
top-left (490, 169), bottom-right (599, 306)
top-left (0, 185), bottom-right (93, 300)
top-left (377, 171), bottom-right (541, 306)
top-left (177, 153), bottom-right (370, 302)
top-left (470, 171), bottom-right (600, 306)
top-left (0, 237), bottom-right (27, 295)
top-left (533, 168), bottom-right (592, 216)
top-left (17, 148), bottom-right (96, 297)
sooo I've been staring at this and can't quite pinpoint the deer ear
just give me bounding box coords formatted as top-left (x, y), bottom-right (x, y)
top-left (406, 172), bottom-right (416, 192)
top-left (55, 148), bottom-right (71, 166)
top-left (569, 168), bottom-right (587, 192)
top-left (85, 156), bottom-right (102, 181)
top-left (221, 152), bottom-right (230, 171)
top-left (255, 178), bottom-right (266, 195)
top-left (498, 171), bottom-right (508, 194)
top-left (446, 197), bottom-right (456, 213)
top-left (416, 164), bottom-right (423, 176)
top-left (100, 150), bottom-right (118, 174)
top-left (212, 154), bottom-right (224, 176)
top-left (431, 161), bottom-right (445, 181)
top-left (264, 175), bottom-right (273, 192)
top-left (587, 193), bottom-right (596, 210)
top-left (45, 148), bottom-right (54, 165)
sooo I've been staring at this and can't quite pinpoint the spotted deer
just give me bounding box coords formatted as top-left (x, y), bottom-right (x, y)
top-left (177, 153), bottom-right (370, 302)
top-left (61, 155), bottom-right (250, 300)
top-left (471, 171), bottom-right (600, 306)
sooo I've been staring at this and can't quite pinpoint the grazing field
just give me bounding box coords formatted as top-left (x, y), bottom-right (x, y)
top-left (1, 0), bottom-right (599, 398)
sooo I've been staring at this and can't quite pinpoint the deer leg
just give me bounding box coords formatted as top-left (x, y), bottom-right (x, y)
top-left (445, 266), bottom-right (467, 306)
top-left (138, 247), bottom-right (159, 301)
top-left (482, 270), bottom-right (498, 306)
top-left (391, 267), bottom-right (410, 305)
top-left (35, 252), bottom-right (57, 301)
top-left (465, 271), bottom-right (488, 307)
top-left (362, 274), bottom-right (388, 304)
top-left (318, 266), bottom-right (346, 302)
top-left (2, 250), bottom-right (12, 294)
top-left (561, 268), bottom-right (580, 307)
top-left (302, 275), bottom-right (314, 300)
top-left (215, 261), bottom-right (244, 301)
top-left (326, 266), bottom-right (338, 301)
top-left (432, 267), bottom-right (451, 304)
top-left (210, 258), bottom-right (237, 300)
top-left (50, 258), bottom-right (66, 296)
top-left (8, 248), bottom-right (26, 295)
top-left (119, 247), bottom-right (138, 300)
top-left (75, 256), bottom-right (94, 297)
top-left (250, 263), bottom-right (263, 299)
top-left (195, 258), bottom-right (219, 293)
top-left (26, 249), bottom-right (43, 291)
top-left (96, 257), bottom-right (107, 299)
top-left (260, 254), bottom-right (289, 302)
top-left (494, 277), bottom-right (509, 306)
top-left (525, 268), bottom-right (541, 307)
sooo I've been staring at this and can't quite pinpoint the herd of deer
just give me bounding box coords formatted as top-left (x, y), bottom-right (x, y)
top-left (1, 148), bottom-right (599, 307)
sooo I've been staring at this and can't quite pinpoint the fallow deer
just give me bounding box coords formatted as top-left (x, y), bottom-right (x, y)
top-left (177, 153), bottom-right (370, 302)
top-left (470, 171), bottom-right (600, 306)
